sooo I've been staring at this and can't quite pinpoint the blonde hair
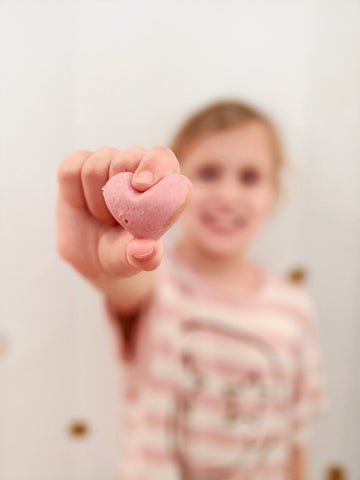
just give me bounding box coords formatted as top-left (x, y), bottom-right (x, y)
top-left (170, 99), bottom-right (285, 190)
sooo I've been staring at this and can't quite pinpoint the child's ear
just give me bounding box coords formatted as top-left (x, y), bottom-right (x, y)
top-left (268, 187), bottom-right (279, 213)
top-left (272, 182), bottom-right (287, 211)
top-left (265, 188), bottom-right (282, 223)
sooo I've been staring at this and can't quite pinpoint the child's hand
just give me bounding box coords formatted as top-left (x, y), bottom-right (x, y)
top-left (56, 145), bottom-right (180, 285)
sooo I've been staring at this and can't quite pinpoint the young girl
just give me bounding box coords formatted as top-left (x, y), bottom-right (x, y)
top-left (57, 100), bottom-right (325, 480)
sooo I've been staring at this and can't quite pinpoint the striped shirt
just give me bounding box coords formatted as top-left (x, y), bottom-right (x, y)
top-left (107, 249), bottom-right (326, 480)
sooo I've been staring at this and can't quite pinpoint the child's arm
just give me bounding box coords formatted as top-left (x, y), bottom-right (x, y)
top-left (289, 445), bottom-right (307, 480)
top-left (56, 145), bottom-right (180, 315)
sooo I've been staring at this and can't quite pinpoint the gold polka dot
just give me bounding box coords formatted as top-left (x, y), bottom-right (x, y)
top-left (67, 421), bottom-right (90, 439)
top-left (325, 464), bottom-right (348, 480)
top-left (287, 266), bottom-right (308, 284)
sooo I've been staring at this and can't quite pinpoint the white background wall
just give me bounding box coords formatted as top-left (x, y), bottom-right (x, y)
top-left (0, 1), bottom-right (359, 479)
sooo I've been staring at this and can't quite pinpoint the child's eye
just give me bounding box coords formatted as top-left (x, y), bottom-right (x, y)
top-left (197, 166), bottom-right (220, 181)
top-left (240, 168), bottom-right (261, 185)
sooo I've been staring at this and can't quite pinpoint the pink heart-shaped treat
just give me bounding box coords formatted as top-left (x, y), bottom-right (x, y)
top-left (102, 172), bottom-right (192, 239)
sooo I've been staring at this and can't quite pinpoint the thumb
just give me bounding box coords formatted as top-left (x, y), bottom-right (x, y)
top-left (98, 228), bottom-right (163, 276)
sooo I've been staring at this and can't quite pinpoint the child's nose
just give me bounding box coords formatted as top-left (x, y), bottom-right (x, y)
top-left (217, 178), bottom-right (243, 204)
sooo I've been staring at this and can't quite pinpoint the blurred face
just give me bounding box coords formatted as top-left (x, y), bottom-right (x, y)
top-left (180, 122), bottom-right (278, 260)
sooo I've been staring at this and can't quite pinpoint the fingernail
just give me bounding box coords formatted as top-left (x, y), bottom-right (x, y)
top-left (134, 171), bottom-right (153, 185)
top-left (133, 247), bottom-right (154, 259)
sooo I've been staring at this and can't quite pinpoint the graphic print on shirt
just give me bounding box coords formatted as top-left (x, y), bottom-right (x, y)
top-left (168, 318), bottom-right (288, 480)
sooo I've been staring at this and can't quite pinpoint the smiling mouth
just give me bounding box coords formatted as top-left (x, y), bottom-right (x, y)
top-left (202, 212), bottom-right (247, 234)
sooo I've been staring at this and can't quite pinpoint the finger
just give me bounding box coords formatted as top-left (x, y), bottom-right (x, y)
top-left (109, 145), bottom-right (147, 177)
top-left (98, 228), bottom-right (163, 276)
top-left (81, 145), bottom-right (119, 225)
top-left (127, 237), bottom-right (163, 272)
top-left (57, 150), bottom-right (92, 208)
top-left (132, 146), bottom-right (180, 192)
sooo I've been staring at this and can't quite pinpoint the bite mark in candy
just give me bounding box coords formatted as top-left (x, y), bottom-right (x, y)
top-left (102, 172), bottom-right (192, 239)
